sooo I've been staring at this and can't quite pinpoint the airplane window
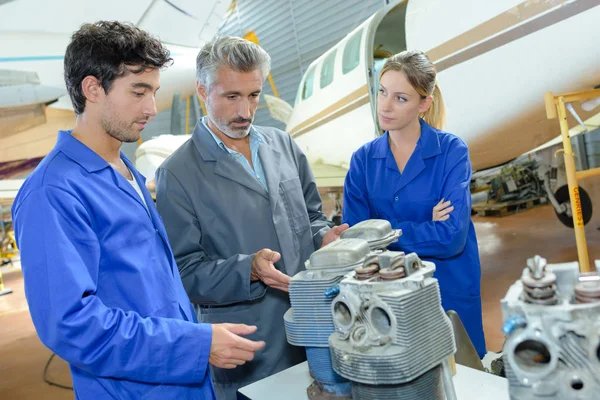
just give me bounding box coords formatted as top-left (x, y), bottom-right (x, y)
top-left (302, 65), bottom-right (316, 100)
top-left (343, 29), bottom-right (363, 74)
top-left (320, 49), bottom-right (337, 89)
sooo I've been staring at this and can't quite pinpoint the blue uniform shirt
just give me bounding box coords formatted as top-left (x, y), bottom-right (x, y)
top-left (12, 131), bottom-right (216, 399)
top-left (343, 119), bottom-right (487, 358)
top-left (203, 116), bottom-right (268, 192)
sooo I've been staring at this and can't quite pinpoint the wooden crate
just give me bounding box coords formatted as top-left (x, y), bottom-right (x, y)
top-left (472, 197), bottom-right (545, 217)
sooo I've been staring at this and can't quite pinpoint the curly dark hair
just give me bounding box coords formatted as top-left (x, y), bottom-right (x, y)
top-left (64, 21), bottom-right (173, 114)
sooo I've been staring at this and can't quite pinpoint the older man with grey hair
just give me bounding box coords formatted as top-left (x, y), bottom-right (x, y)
top-left (155, 36), bottom-right (349, 399)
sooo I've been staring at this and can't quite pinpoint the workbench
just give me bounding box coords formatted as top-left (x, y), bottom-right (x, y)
top-left (238, 361), bottom-right (509, 399)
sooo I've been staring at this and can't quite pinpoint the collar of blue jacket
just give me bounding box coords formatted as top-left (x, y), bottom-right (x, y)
top-left (371, 119), bottom-right (442, 160)
top-left (55, 129), bottom-right (136, 174)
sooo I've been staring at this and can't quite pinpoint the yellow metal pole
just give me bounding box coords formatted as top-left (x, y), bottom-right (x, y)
top-left (185, 96), bottom-right (191, 135)
top-left (556, 97), bottom-right (592, 272)
top-left (243, 30), bottom-right (280, 98)
top-left (576, 167), bottom-right (600, 181)
top-left (558, 88), bottom-right (600, 103)
top-left (267, 73), bottom-right (279, 98)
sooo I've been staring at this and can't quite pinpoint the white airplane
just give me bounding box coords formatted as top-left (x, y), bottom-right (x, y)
top-left (0, 0), bottom-right (231, 165)
top-left (137, 0), bottom-right (600, 180)
top-left (276, 0), bottom-right (600, 176)
top-left (135, 0), bottom-right (600, 225)
top-left (263, 0), bottom-right (600, 226)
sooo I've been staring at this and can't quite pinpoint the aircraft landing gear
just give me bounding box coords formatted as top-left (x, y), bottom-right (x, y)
top-left (545, 172), bottom-right (593, 228)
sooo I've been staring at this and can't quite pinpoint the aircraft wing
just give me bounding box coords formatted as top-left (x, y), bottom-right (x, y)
top-left (310, 161), bottom-right (348, 189)
top-left (264, 94), bottom-right (293, 125)
top-left (0, 0), bottom-right (231, 48)
top-left (525, 110), bottom-right (600, 155)
top-left (0, 179), bottom-right (24, 203)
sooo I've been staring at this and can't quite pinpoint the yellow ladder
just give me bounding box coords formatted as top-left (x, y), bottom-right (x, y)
top-left (545, 88), bottom-right (600, 272)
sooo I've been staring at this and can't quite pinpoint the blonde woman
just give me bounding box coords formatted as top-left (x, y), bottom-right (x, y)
top-left (343, 50), bottom-right (486, 358)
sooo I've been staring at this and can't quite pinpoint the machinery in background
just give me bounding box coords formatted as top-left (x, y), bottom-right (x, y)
top-left (0, 204), bottom-right (16, 296)
top-left (488, 160), bottom-right (546, 204)
top-left (470, 159), bottom-right (546, 204)
top-left (0, 179), bottom-right (21, 266)
top-left (470, 159), bottom-right (548, 218)
top-left (501, 255), bottom-right (600, 399)
top-left (0, 219), bottom-right (17, 267)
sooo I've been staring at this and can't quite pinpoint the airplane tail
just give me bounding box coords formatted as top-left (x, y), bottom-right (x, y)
top-left (264, 94), bottom-right (293, 126)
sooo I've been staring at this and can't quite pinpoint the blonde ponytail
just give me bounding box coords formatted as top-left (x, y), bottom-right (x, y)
top-left (422, 84), bottom-right (446, 130)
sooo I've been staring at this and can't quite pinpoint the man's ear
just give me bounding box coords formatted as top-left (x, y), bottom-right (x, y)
top-left (196, 81), bottom-right (208, 102)
top-left (81, 75), bottom-right (104, 105)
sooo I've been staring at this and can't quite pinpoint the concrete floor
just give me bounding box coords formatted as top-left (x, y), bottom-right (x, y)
top-left (2, 179), bottom-right (600, 398)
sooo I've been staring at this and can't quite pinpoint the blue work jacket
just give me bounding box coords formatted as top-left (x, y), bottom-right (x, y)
top-left (343, 119), bottom-right (487, 358)
top-left (12, 131), bottom-right (216, 399)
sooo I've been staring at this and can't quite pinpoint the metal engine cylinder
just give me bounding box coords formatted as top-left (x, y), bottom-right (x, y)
top-left (501, 255), bottom-right (600, 400)
top-left (284, 220), bottom-right (401, 399)
top-left (329, 250), bottom-right (457, 399)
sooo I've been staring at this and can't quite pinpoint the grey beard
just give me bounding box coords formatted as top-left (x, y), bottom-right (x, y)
top-left (211, 117), bottom-right (252, 139)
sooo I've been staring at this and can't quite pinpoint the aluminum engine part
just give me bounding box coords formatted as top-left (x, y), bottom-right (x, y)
top-left (501, 255), bottom-right (600, 400)
top-left (521, 255), bottom-right (558, 305)
top-left (329, 251), bottom-right (456, 400)
top-left (351, 365), bottom-right (443, 400)
top-left (284, 238), bottom-right (373, 399)
top-left (340, 219), bottom-right (401, 250)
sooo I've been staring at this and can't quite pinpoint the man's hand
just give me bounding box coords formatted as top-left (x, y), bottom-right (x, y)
top-left (433, 198), bottom-right (454, 221)
top-left (209, 323), bottom-right (266, 369)
top-left (321, 223), bottom-right (349, 248)
top-left (250, 249), bottom-right (290, 292)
